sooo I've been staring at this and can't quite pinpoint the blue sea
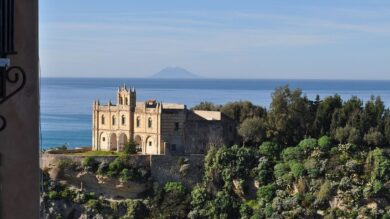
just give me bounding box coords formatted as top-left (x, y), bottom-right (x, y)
top-left (41, 78), bottom-right (390, 149)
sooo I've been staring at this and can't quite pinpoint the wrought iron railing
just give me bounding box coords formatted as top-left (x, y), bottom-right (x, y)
top-left (0, 0), bottom-right (26, 131)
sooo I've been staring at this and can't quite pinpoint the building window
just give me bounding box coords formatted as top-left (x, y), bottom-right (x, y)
top-left (171, 144), bottom-right (176, 151)
top-left (174, 122), bottom-right (179, 131)
top-left (148, 118), bottom-right (152, 128)
top-left (112, 116), bottom-right (116, 125)
top-left (126, 98), bottom-right (129, 105)
top-left (102, 137), bottom-right (105, 141)
top-left (121, 115), bottom-right (126, 125)
top-left (101, 115), bottom-right (105, 125)
top-left (119, 97), bottom-right (123, 105)
top-left (136, 117), bottom-right (141, 127)
top-left (149, 141), bottom-right (152, 146)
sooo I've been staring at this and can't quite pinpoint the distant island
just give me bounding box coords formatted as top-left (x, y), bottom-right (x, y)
top-left (152, 67), bottom-right (200, 79)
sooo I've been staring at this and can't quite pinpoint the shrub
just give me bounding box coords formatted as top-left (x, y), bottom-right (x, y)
top-left (82, 157), bottom-right (98, 172)
top-left (259, 141), bottom-right (281, 158)
top-left (274, 163), bottom-right (290, 179)
top-left (304, 158), bottom-right (320, 178)
top-left (316, 180), bottom-right (332, 203)
top-left (108, 155), bottom-right (128, 177)
top-left (282, 147), bottom-right (304, 162)
top-left (60, 188), bottom-right (73, 200)
top-left (290, 161), bottom-right (305, 178)
top-left (365, 148), bottom-right (390, 182)
top-left (318, 136), bottom-right (332, 151)
top-left (164, 182), bottom-right (186, 194)
top-left (120, 168), bottom-right (131, 182)
top-left (47, 191), bottom-right (59, 200)
top-left (257, 184), bottom-right (276, 202)
top-left (124, 140), bottom-right (137, 154)
top-left (125, 200), bottom-right (148, 218)
top-left (298, 138), bottom-right (317, 153)
top-left (239, 203), bottom-right (253, 219)
top-left (86, 199), bottom-right (102, 212)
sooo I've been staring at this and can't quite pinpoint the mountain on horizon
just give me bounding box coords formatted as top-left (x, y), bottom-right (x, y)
top-left (152, 67), bottom-right (200, 79)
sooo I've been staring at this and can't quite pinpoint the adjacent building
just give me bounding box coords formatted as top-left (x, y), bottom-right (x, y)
top-left (92, 85), bottom-right (236, 155)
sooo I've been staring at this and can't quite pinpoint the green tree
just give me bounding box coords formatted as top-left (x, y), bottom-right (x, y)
top-left (313, 95), bottom-right (342, 136)
top-left (238, 117), bottom-right (266, 145)
top-left (257, 183), bottom-right (276, 202)
top-left (267, 85), bottom-right (313, 146)
top-left (364, 128), bottom-right (385, 146)
top-left (192, 101), bottom-right (222, 111)
top-left (318, 135), bottom-right (332, 151)
top-left (221, 101), bottom-right (266, 124)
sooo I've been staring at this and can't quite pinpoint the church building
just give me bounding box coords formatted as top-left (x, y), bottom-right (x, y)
top-left (92, 85), bottom-right (236, 155)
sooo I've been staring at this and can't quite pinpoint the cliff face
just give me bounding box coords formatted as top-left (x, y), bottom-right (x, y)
top-left (41, 153), bottom-right (204, 196)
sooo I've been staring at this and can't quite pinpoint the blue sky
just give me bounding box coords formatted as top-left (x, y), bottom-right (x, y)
top-left (40, 0), bottom-right (390, 79)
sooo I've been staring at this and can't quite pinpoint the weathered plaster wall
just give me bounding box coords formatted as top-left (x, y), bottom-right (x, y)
top-left (0, 0), bottom-right (39, 218)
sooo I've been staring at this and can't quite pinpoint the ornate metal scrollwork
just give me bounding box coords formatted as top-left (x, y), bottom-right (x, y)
top-left (0, 65), bottom-right (26, 131)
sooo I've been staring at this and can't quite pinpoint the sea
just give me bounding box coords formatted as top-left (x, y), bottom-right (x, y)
top-left (41, 78), bottom-right (390, 149)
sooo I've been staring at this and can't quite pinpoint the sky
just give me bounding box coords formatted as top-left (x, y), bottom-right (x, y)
top-left (40, 0), bottom-right (390, 79)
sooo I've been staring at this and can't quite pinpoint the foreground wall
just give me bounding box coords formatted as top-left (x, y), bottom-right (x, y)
top-left (0, 0), bottom-right (40, 218)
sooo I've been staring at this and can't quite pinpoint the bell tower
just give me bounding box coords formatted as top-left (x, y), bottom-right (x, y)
top-left (117, 84), bottom-right (136, 140)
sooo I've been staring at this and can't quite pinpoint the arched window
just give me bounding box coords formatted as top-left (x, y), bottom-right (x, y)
top-left (112, 116), bottom-right (116, 125)
top-left (121, 115), bottom-right (126, 125)
top-left (101, 115), bottom-right (105, 125)
top-left (136, 117), bottom-right (141, 127)
top-left (125, 98), bottom-right (129, 105)
top-left (148, 118), bottom-right (152, 128)
top-left (119, 97), bottom-right (123, 105)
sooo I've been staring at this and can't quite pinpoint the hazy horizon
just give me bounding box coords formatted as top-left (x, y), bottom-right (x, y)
top-left (40, 1), bottom-right (390, 79)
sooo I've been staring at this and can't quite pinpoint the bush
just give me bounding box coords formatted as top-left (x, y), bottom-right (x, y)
top-left (125, 199), bottom-right (148, 218)
top-left (120, 168), bottom-right (131, 182)
top-left (316, 180), bottom-right (332, 203)
top-left (82, 157), bottom-right (98, 172)
top-left (366, 148), bottom-right (390, 182)
top-left (259, 141), bottom-right (281, 158)
top-left (274, 163), bottom-right (290, 179)
top-left (164, 182), bottom-right (186, 195)
top-left (298, 138), bottom-right (317, 153)
top-left (318, 136), bottom-right (332, 151)
top-left (124, 140), bottom-right (137, 154)
top-left (257, 184), bottom-right (276, 202)
top-left (47, 191), bottom-right (59, 200)
top-left (282, 147), bottom-right (304, 162)
top-left (304, 158), bottom-right (320, 178)
top-left (86, 199), bottom-right (102, 212)
top-left (290, 161), bottom-right (305, 178)
top-left (108, 155), bottom-right (128, 177)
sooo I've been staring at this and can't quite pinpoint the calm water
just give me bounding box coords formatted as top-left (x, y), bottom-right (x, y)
top-left (41, 78), bottom-right (390, 148)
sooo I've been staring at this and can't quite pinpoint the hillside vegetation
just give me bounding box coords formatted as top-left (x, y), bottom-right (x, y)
top-left (42, 86), bottom-right (390, 218)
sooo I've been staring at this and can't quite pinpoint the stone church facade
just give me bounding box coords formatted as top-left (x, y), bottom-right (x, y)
top-left (92, 85), bottom-right (236, 155)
